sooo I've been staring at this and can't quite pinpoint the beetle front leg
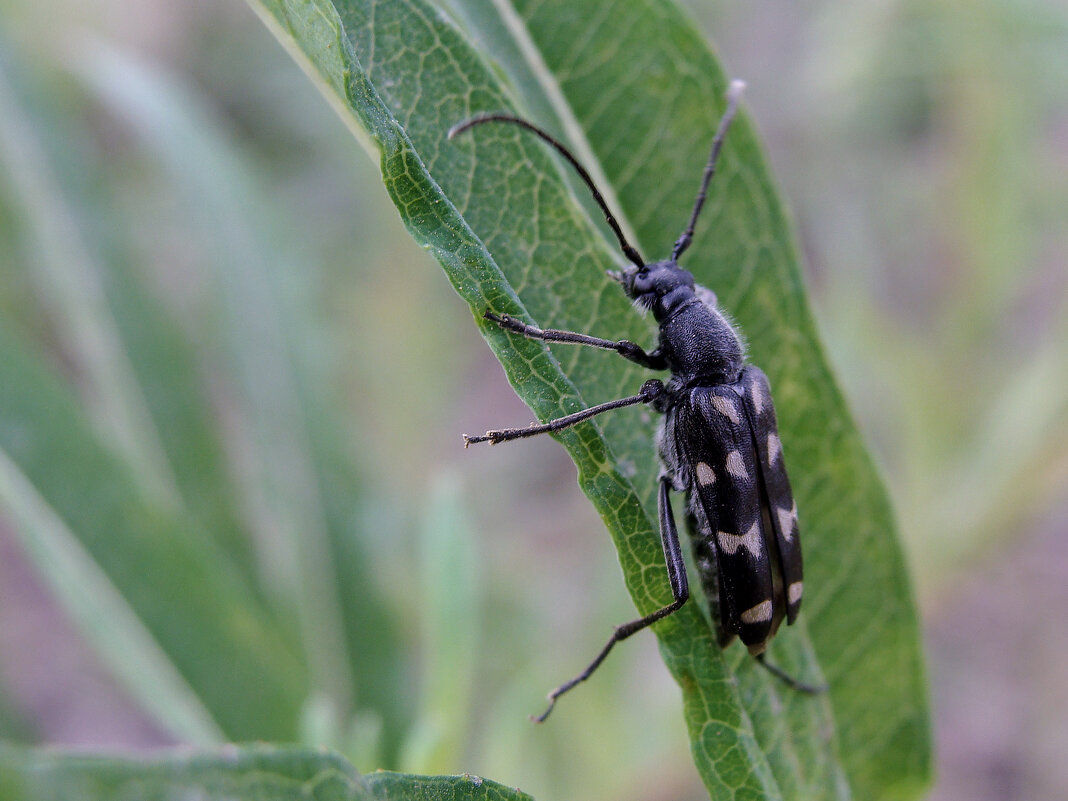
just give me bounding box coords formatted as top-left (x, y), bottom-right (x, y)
top-left (485, 311), bottom-right (667, 370)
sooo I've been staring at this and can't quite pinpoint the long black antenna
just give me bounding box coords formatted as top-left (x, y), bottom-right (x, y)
top-left (449, 113), bottom-right (645, 268)
top-left (672, 80), bottom-right (746, 261)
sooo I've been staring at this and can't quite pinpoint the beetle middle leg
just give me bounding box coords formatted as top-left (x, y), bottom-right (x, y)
top-left (464, 379), bottom-right (665, 446)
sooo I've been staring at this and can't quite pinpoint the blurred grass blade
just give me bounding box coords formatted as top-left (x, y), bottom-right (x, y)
top-left (0, 447), bottom-right (224, 743)
top-left (1, 40), bottom-right (258, 577)
top-left (0, 673), bottom-right (32, 743)
top-left (0, 55), bottom-right (178, 508)
top-left (0, 743), bottom-right (535, 801)
top-left (78, 44), bottom-right (357, 715)
top-left (925, 335), bottom-right (1068, 567)
top-left (96, 220), bottom-right (260, 574)
top-left (0, 322), bottom-right (309, 740)
top-left (250, 0), bottom-right (931, 798)
top-left (399, 476), bottom-right (480, 773)
top-left (76, 41), bottom-right (411, 759)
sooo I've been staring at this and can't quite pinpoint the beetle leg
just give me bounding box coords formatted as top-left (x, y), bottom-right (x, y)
top-left (465, 380), bottom-right (664, 446)
top-left (485, 311), bottom-right (667, 370)
top-left (534, 476), bottom-right (689, 722)
top-left (754, 653), bottom-right (827, 694)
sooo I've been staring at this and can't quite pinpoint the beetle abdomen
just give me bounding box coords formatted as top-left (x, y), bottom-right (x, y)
top-left (667, 367), bottom-right (802, 653)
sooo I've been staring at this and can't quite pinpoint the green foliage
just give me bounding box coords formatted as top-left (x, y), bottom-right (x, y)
top-left (253, 0), bottom-right (929, 799)
top-left (0, 0), bottom-right (934, 798)
top-left (0, 39), bottom-right (406, 753)
top-left (0, 743), bottom-right (532, 801)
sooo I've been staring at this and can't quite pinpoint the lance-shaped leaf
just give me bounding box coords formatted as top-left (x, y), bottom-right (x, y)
top-left (249, 0), bottom-right (932, 799)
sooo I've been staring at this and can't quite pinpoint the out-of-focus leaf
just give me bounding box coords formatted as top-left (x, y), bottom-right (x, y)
top-left (0, 41), bottom-right (256, 577)
top-left (78, 47), bottom-right (356, 714)
top-left (0, 693), bottom-right (30, 743)
top-left (0, 322), bottom-right (308, 741)
top-left (399, 477), bottom-right (480, 773)
top-left (0, 743), bottom-right (534, 801)
top-left (77, 47), bottom-right (410, 755)
top-left (0, 57), bottom-right (177, 508)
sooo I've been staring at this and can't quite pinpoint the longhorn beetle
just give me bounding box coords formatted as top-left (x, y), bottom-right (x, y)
top-left (450, 80), bottom-right (825, 722)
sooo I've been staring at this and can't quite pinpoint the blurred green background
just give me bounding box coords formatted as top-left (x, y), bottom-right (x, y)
top-left (0, 1), bottom-right (1064, 800)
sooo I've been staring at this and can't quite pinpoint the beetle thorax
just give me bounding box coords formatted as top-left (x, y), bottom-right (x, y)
top-left (618, 259), bottom-right (745, 383)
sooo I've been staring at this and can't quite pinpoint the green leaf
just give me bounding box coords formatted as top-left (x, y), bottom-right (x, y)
top-left (0, 742), bottom-right (534, 801)
top-left (249, 0), bottom-right (932, 799)
top-left (368, 772), bottom-right (534, 801)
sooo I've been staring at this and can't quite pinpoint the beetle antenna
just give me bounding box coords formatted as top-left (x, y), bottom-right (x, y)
top-left (672, 80), bottom-right (746, 261)
top-left (450, 113), bottom-right (645, 268)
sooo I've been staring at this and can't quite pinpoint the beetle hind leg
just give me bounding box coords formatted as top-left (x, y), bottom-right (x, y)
top-left (754, 653), bottom-right (827, 694)
top-left (533, 476), bottom-right (689, 722)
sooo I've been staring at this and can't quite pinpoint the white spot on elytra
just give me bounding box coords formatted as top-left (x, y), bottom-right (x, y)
top-left (750, 378), bottom-right (765, 416)
top-left (711, 395), bottom-right (740, 425)
top-left (740, 600), bottom-right (773, 624)
top-left (777, 502), bottom-right (798, 541)
top-left (787, 581), bottom-right (803, 605)
top-left (725, 450), bottom-right (748, 481)
top-left (717, 520), bottom-right (763, 557)
top-left (767, 433), bottom-right (782, 464)
top-left (695, 461), bottom-right (716, 486)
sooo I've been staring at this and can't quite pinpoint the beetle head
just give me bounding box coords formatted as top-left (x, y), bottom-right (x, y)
top-left (609, 259), bottom-right (696, 319)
